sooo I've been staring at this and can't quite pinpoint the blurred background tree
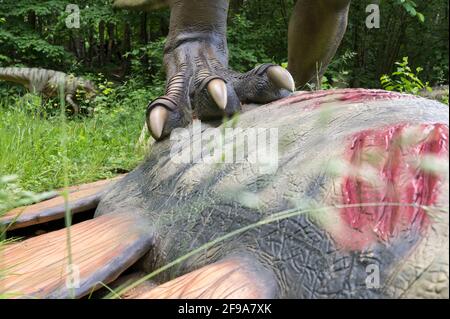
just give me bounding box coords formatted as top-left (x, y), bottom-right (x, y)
top-left (0, 0), bottom-right (447, 90)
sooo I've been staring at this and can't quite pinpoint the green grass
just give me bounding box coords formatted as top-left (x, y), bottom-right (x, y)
top-left (0, 80), bottom-right (159, 297)
top-left (0, 95), bottom-right (148, 193)
top-left (0, 90), bottom-right (151, 298)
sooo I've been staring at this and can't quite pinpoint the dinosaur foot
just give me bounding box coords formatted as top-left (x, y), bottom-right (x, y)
top-left (147, 62), bottom-right (295, 141)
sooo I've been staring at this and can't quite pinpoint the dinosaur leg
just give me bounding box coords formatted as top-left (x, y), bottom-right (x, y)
top-left (288, 0), bottom-right (351, 87)
top-left (131, 254), bottom-right (277, 299)
top-left (146, 0), bottom-right (295, 140)
top-left (66, 94), bottom-right (80, 115)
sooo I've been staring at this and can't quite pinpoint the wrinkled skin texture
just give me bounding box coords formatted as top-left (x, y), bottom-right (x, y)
top-left (113, 0), bottom-right (351, 140)
top-left (144, 0), bottom-right (295, 140)
top-left (106, 0), bottom-right (448, 298)
top-left (0, 67), bottom-right (96, 114)
top-left (97, 91), bottom-right (449, 298)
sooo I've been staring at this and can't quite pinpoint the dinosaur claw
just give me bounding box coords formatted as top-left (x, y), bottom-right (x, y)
top-left (147, 106), bottom-right (169, 140)
top-left (207, 79), bottom-right (228, 110)
top-left (267, 66), bottom-right (295, 93)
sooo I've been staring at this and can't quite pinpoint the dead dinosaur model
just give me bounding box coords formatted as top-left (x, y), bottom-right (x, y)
top-left (1, 89), bottom-right (448, 299)
top-left (0, 67), bottom-right (96, 114)
top-left (0, 0), bottom-right (448, 299)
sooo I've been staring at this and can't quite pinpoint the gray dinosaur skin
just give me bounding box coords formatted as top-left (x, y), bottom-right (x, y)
top-left (145, 0), bottom-right (293, 140)
top-left (96, 91), bottom-right (449, 298)
top-left (0, 67), bottom-right (96, 114)
top-left (106, 0), bottom-right (448, 298)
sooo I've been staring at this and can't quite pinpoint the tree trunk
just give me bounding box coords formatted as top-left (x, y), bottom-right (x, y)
top-left (99, 20), bottom-right (106, 66)
top-left (106, 22), bottom-right (115, 63)
top-left (229, 0), bottom-right (244, 14)
top-left (379, 9), bottom-right (408, 76)
top-left (28, 11), bottom-right (36, 29)
top-left (88, 27), bottom-right (95, 66)
top-left (140, 12), bottom-right (150, 75)
top-left (122, 22), bottom-right (132, 75)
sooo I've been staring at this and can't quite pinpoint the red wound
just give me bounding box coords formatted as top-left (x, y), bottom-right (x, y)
top-left (340, 124), bottom-right (448, 248)
top-left (272, 89), bottom-right (406, 110)
top-left (339, 89), bottom-right (406, 103)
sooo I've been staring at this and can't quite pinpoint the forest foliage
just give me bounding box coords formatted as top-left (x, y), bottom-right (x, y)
top-left (0, 0), bottom-right (448, 93)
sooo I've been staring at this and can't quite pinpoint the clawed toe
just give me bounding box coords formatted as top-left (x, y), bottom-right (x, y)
top-left (146, 96), bottom-right (179, 141)
top-left (146, 63), bottom-right (295, 142)
top-left (232, 63), bottom-right (295, 104)
top-left (207, 78), bottom-right (227, 110)
top-left (147, 106), bottom-right (169, 140)
top-left (266, 65), bottom-right (295, 93)
top-left (193, 75), bottom-right (241, 120)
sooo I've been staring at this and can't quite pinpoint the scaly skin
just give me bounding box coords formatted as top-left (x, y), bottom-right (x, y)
top-left (288, 0), bottom-right (351, 86)
top-left (107, 0), bottom-right (448, 299)
top-left (114, 0), bottom-right (352, 139)
top-left (97, 90), bottom-right (449, 298)
top-left (142, 0), bottom-right (295, 141)
top-left (0, 67), bottom-right (96, 114)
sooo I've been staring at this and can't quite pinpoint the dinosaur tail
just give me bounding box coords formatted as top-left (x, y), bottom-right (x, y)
top-left (0, 67), bottom-right (33, 86)
top-left (0, 176), bottom-right (152, 299)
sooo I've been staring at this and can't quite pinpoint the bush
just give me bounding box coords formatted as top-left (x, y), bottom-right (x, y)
top-left (380, 57), bottom-right (432, 95)
top-left (320, 50), bottom-right (357, 90)
top-left (0, 84), bottom-right (152, 193)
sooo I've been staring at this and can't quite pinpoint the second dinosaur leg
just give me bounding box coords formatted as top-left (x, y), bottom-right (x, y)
top-left (66, 94), bottom-right (80, 115)
top-left (288, 0), bottom-right (351, 87)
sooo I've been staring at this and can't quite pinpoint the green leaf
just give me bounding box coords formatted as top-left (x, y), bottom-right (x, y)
top-left (417, 13), bottom-right (425, 23)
